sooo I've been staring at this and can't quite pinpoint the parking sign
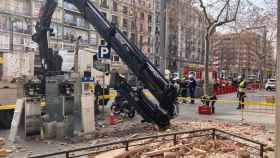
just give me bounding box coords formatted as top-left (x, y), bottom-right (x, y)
top-left (98, 45), bottom-right (111, 59)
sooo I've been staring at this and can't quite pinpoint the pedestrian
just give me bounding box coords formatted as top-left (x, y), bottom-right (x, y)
top-left (188, 74), bottom-right (197, 104)
top-left (237, 75), bottom-right (247, 109)
top-left (94, 81), bottom-right (102, 114)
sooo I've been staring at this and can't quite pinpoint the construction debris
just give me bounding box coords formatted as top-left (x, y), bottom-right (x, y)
top-left (0, 138), bottom-right (5, 146)
top-left (0, 148), bottom-right (10, 157)
top-left (90, 120), bottom-right (267, 158)
top-left (238, 150), bottom-right (250, 158)
top-left (170, 121), bottom-right (265, 137)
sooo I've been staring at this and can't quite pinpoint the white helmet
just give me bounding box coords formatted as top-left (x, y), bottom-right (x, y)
top-left (189, 74), bottom-right (194, 79)
top-left (238, 75), bottom-right (242, 80)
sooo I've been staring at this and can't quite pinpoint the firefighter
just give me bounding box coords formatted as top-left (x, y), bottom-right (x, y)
top-left (237, 76), bottom-right (247, 109)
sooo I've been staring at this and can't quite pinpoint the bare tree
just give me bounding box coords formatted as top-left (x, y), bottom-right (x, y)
top-left (195, 0), bottom-right (241, 95)
top-left (229, 0), bottom-right (277, 83)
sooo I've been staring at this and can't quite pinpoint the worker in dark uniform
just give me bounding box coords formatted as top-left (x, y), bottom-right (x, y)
top-left (188, 74), bottom-right (197, 104)
top-left (94, 81), bottom-right (102, 114)
top-left (237, 76), bottom-right (247, 109)
top-left (52, 50), bottom-right (63, 71)
top-left (180, 78), bottom-right (188, 103)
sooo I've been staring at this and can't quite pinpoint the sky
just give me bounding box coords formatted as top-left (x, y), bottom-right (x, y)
top-left (255, 0), bottom-right (264, 6)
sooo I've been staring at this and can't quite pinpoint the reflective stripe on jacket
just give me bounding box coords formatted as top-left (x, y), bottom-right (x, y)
top-left (239, 80), bottom-right (246, 92)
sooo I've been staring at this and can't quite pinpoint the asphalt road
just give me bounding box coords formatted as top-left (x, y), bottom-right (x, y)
top-left (176, 91), bottom-right (275, 125)
top-left (0, 89), bottom-right (276, 157)
top-left (0, 88), bottom-right (275, 124)
top-left (141, 89), bottom-right (275, 125)
top-left (0, 88), bottom-right (17, 104)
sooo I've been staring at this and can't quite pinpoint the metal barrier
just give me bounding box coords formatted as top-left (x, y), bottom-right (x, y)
top-left (30, 128), bottom-right (266, 158)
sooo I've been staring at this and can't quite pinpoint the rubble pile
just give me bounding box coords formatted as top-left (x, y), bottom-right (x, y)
top-left (0, 137), bottom-right (12, 157)
top-left (91, 136), bottom-right (251, 158)
top-left (170, 120), bottom-right (265, 137)
top-left (141, 137), bottom-right (248, 158)
top-left (92, 120), bottom-right (270, 158)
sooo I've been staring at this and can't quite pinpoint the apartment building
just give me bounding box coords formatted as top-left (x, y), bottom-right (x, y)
top-left (97, 0), bottom-right (154, 73)
top-left (0, 0), bottom-right (98, 80)
top-left (211, 32), bottom-right (275, 79)
top-left (153, 0), bottom-right (208, 73)
top-left (0, 0), bottom-right (154, 80)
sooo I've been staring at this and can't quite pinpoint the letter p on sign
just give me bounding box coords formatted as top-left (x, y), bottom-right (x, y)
top-left (98, 45), bottom-right (111, 59)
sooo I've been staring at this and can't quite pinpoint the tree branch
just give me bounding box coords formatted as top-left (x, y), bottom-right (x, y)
top-left (214, 0), bottom-right (241, 27)
top-left (198, 0), bottom-right (212, 26)
top-left (232, 0), bottom-right (241, 21)
top-left (216, 0), bottom-right (230, 22)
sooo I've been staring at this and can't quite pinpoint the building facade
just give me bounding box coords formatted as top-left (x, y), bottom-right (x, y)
top-left (96, 0), bottom-right (154, 74)
top-left (211, 32), bottom-right (275, 79)
top-left (152, 0), bottom-right (208, 74)
top-left (0, 0), bottom-right (154, 80)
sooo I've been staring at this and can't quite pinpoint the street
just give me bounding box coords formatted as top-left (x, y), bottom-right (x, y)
top-left (0, 90), bottom-right (276, 157)
top-left (177, 91), bottom-right (275, 125)
top-left (0, 88), bottom-right (17, 105)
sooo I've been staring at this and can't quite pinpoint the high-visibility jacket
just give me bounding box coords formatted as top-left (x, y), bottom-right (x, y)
top-left (239, 80), bottom-right (246, 92)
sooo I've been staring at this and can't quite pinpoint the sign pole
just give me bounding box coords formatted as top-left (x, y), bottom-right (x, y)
top-left (102, 62), bottom-right (105, 119)
top-left (97, 45), bottom-right (111, 119)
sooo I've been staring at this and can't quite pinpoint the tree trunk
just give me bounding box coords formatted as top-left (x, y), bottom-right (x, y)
top-left (203, 34), bottom-right (210, 96)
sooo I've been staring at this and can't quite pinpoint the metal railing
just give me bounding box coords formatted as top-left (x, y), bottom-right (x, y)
top-left (30, 128), bottom-right (266, 158)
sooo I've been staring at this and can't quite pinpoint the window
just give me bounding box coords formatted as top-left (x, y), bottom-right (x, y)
top-left (100, 12), bottom-right (107, 18)
top-left (0, 15), bottom-right (8, 31)
top-left (64, 2), bottom-right (78, 11)
top-left (122, 18), bottom-right (128, 28)
top-left (148, 26), bottom-right (152, 33)
top-left (112, 1), bottom-right (118, 12)
top-left (148, 15), bottom-right (152, 23)
top-left (64, 13), bottom-right (75, 26)
top-left (131, 21), bottom-right (136, 30)
top-left (89, 33), bottom-right (97, 45)
top-left (140, 24), bottom-right (143, 32)
top-left (130, 33), bottom-right (136, 42)
top-left (111, 15), bottom-right (119, 26)
top-left (77, 17), bottom-right (86, 27)
top-left (148, 37), bottom-right (151, 45)
top-left (139, 35), bottom-right (143, 48)
top-left (13, 18), bottom-right (32, 34)
top-left (140, 12), bottom-right (145, 20)
top-left (101, 40), bottom-right (106, 45)
top-left (113, 55), bottom-right (120, 62)
top-left (123, 31), bottom-right (128, 37)
top-left (100, 0), bottom-right (109, 8)
top-left (123, 6), bottom-right (128, 15)
top-left (50, 23), bottom-right (63, 39)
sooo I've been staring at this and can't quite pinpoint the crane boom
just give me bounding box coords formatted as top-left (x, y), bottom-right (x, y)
top-left (32, 0), bottom-right (178, 128)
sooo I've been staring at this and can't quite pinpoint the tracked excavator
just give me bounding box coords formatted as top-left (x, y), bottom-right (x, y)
top-left (32, 0), bottom-right (178, 129)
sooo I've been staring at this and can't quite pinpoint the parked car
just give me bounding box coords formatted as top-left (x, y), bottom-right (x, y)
top-left (265, 79), bottom-right (276, 91)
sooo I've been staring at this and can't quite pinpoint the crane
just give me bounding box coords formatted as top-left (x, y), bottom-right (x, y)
top-left (32, 0), bottom-right (178, 129)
